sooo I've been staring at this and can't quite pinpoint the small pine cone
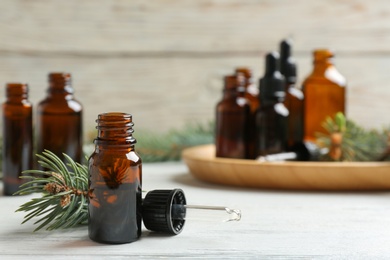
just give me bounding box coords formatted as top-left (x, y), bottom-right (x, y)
top-left (44, 182), bottom-right (66, 194)
top-left (51, 172), bottom-right (65, 184)
top-left (329, 132), bottom-right (343, 161)
top-left (60, 194), bottom-right (71, 207)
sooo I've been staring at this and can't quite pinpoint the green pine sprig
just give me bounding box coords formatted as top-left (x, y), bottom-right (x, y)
top-left (14, 150), bottom-right (89, 231)
top-left (123, 121), bottom-right (214, 162)
top-left (316, 112), bottom-right (389, 161)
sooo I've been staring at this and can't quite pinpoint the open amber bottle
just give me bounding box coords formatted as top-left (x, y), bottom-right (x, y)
top-left (2, 83), bottom-right (33, 195)
top-left (280, 39), bottom-right (304, 148)
top-left (302, 49), bottom-right (346, 141)
top-left (36, 73), bottom-right (83, 165)
top-left (88, 113), bottom-right (142, 244)
top-left (215, 74), bottom-right (250, 159)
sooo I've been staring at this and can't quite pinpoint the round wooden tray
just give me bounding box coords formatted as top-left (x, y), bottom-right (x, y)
top-left (182, 144), bottom-right (390, 191)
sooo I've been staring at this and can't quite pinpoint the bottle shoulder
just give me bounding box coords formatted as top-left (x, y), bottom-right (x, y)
top-left (258, 102), bottom-right (289, 117)
top-left (89, 149), bottom-right (142, 166)
top-left (217, 97), bottom-right (250, 109)
top-left (287, 87), bottom-right (304, 100)
top-left (38, 96), bottom-right (82, 113)
top-left (303, 67), bottom-right (347, 87)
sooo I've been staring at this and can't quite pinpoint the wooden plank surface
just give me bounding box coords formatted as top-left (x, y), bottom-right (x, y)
top-left (0, 0), bottom-right (389, 133)
top-left (1, 162), bottom-right (390, 258)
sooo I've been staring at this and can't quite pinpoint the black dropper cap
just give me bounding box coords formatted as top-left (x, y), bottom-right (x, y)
top-left (142, 189), bottom-right (187, 235)
top-left (280, 39), bottom-right (297, 84)
top-left (259, 52), bottom-right (286, 104)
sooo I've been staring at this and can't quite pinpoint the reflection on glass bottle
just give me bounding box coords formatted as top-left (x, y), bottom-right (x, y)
top-left (302, 49), bottom-right (346, 141)
top-left (215, 74), bottom-right (251, 159)
top-left (280, 39), bottom-right (304, 148)
top-left (2, 83), bottom-right (33, 195)
top-left (257, 52), bottom-right (289, 156)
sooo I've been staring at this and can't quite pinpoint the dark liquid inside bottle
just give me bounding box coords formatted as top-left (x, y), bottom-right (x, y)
top-left (36, 73), bottom-right (83, 166)
top-left (285, 85), bottom-right (304, 148)
top-left (2, 83), bottom-right (33, 195)
top-left (257, 103), bottom-right (289, 155)
top-left (215, 75), bottom-right (250, 159)
top-left (37, 111), bottom-right (82, 162)
top-left (235, 68), bottom-right (259, 159)
top-left (280, 39), bottom-right (304, 148)
top-left (88, 175), bottom-right (142, 244)
top-left (256, 52), bottom-right (289, 156)
top-left (88, 113), bottom-right (142, 244)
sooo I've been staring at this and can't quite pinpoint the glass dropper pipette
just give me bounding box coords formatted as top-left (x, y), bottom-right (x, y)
top-left (142, 189), bottom-right (241, 235)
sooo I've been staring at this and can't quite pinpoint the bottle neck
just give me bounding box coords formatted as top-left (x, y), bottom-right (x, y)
top-left (47, 72), bottom-right (74, 98)
top-left (223, 88), bottom-right (241, 99)
top-left (311, 50), bottom-right (335, 74)
top-left (5, 83), bottom-right (29, 103)
top-left (313, 58), bottom-right (334, 74)
top-left (94, 113), bottom-right (137, 149)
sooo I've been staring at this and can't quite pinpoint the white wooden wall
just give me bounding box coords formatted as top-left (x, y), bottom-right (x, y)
top-left (1, 0), bottom-right (390, 134)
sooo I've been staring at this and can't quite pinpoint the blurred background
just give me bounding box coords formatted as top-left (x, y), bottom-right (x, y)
top-left (1, 0), bottom-right (390, 138)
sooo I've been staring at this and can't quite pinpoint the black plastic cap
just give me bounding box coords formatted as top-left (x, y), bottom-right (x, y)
top-left (280, 39), bottom-right (297, 84)
top-left (142, 189), bottom-right (187, 235)
top-left (260, 52), bottom-right (286, 103)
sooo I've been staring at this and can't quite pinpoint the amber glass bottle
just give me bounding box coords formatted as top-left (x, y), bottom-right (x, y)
top-left (257, 52), bottom-right (289, 156)
top-left (2, 83), bottom-right (33, 195)
top-left (88, 113), bottom-right (142, 244)
top-left (36, 73), bottom-right (83, 166)
top-left (235, 67), bottom-right (259, 159)
top-left (235, 67), bottom-right (259, 113)
top-left (302, 49), bottom-right (346, 141)
top-left (280, 39), bottom-right (304, 148)
top-left (215, 74), bottom-right (250, 159)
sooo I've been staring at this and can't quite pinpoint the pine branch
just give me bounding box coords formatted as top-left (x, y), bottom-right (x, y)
top-left (126, 121), bottom-right (214, 162)
top-left (14, 150), bottom-right (89, 231)
top-left (316, 112), bottom-right (389, 162)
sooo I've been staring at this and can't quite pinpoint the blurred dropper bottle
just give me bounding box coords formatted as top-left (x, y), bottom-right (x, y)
top-left (280, 39), bottom-right (304, 149)
top-left (256, 52), bottom-right (289, 156)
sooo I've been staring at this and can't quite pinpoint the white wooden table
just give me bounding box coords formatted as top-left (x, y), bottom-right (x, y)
top-left (1, 162), bottom-right (390, 259)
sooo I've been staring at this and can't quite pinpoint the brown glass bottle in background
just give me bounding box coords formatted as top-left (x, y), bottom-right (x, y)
top-left (2, 83), bottom-right (33, 195)
top-left (257, 52), bottom-right (289, 156)
top-left (280, 39), bottom-right (304, 148)
top-left (36, 73), bottom-right (83, 166)
top-left (215, 74), bottom-right (250, 159)
top-left (235, 67), bottom-right (259, 113)
top-left (302, 49), bottom-right (346, 141)
top-left (88, 113), bottom-right (142, 244)
top-left (235, 67), bottom-right (259, 159)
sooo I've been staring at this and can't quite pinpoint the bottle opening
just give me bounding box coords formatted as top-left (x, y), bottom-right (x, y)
top-left (48, 72), bottom-right (73, 93)
top-left (6, 83), bottom-right (28, 98)
top-left (95, 112), bottom-right (136, 147)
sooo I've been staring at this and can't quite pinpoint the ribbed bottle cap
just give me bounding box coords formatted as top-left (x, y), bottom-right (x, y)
top-left (142, 189), bottom-right (187, 235)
